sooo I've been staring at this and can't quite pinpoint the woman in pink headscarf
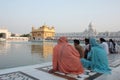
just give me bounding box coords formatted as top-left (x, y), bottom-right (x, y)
top-left (49, 36), bottom-right (84, 75)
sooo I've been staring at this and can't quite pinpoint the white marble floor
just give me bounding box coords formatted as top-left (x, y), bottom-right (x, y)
top-left (95, 66), bottom-right (120, 80)
top-left (0, 54), bottom-right (120, 80)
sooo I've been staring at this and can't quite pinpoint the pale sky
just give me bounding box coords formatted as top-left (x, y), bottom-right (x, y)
top-left (0, 0), bottom-right (120, 34)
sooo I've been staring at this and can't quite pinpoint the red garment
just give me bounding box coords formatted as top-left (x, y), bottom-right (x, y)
top-left (53, 36), bottom-right (84, 74)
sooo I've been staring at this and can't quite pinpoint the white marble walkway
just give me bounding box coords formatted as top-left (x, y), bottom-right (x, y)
top-left (0, 54), bottom-right (120, 80)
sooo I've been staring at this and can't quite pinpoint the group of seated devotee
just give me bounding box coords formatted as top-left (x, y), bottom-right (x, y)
top-left (49, 36), bottom-right (111, 77)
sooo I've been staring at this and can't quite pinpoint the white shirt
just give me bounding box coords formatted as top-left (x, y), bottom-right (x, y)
top-left (100, 42), bottom-right (109, 55)
top-left (85, 44), bottom-right (89, 51)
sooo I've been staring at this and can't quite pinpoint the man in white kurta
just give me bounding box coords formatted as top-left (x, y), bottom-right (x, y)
top-left (100, 38), bottom-right (109, 55)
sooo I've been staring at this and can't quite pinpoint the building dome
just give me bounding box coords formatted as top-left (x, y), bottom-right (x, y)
top-left (88, 22), bottom-right (95, 32)
top-left (83, 22), bottom-right (97, 37)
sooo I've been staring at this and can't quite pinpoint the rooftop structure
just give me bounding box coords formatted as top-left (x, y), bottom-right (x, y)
top-left (30, 25), bottom-right (55, 41)
top-left (83, 22), bottom-right (97, 37)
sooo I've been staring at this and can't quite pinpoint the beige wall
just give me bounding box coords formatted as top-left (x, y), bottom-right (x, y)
top-left (0, 28), bottom-right (11, 39)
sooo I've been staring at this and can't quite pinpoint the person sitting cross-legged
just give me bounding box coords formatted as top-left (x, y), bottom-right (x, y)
top-left (81, 38), bottom-right (111, 74)
top-left (49, 36), bottom-right (84, 75)
top-left (73, 39), bottom-right (84, 58)
top-left (99, 38), bottom-right (109, 55)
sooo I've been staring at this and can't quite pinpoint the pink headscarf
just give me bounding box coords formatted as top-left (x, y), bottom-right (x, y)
top-left (53, 36), bottom-right (84, 74)
top-left (58, 36), bottom-right (68, 43)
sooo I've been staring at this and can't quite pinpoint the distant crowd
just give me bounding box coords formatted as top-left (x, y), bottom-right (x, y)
top-left (48, 36), bottom-right (120, 77)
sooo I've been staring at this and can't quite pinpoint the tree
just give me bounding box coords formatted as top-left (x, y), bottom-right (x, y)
top-left (0, 33), bottom-right (3, 38)
top-left (11, 33), bottom-right (15, 37)
top-left (20, 34), bottom-right (31, 37)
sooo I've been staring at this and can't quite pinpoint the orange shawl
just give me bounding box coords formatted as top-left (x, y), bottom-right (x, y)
top-left (53, 36), bottom-right (84, 74)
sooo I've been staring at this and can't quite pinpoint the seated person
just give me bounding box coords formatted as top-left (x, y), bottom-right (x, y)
top-left (49, 36), bottom-right (84, 75)
top-left (73, 39), bottom-right (84, 58)
top-left (99, 38), bottom-right (109, 55)
top-left (108, 39), bottom-right (116, 53)
top-left (81, 38), bottom-right (111, 74)
top-left (84, 38), bottom-right (90, 59)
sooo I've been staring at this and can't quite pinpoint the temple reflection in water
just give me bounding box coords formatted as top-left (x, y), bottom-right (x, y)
top-left (31, 42), bottom-right (54, 58)
top-left (0, 42), bottom-right (10, 55)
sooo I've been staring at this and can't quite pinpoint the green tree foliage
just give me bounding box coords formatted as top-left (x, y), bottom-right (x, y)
top-left (20, 34), bottom-right (31, 37)
top-left (11, 33), bottom-right (16, 37)
top-left (0, 33), bottom-right (3, 38)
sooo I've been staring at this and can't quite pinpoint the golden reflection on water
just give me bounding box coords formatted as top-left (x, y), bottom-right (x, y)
top-left (31, 41), bottom-right (54, 58)
top-left (0, 42), bottom-right (10, 55)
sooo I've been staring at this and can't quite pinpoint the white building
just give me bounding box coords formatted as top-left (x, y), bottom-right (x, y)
top-left (83, 22), bottom-right (97, 38)
top-left (0, 27), bottom-right (11, 39)
top-left (55, 22), bottom-right (97, 40)
top-left (55, 22), bottom-right (120, 41)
